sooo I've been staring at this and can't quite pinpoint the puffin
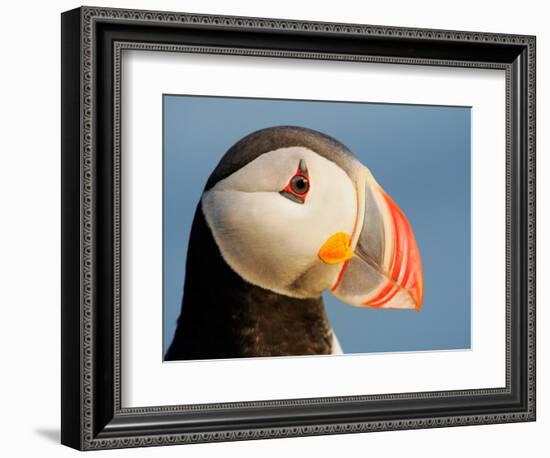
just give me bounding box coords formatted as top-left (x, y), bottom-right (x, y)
top-left (165, 126), bottom-right (423, 361)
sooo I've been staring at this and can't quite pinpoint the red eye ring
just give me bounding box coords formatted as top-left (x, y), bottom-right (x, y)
top-left (280, 160), bottom-right (310, 204)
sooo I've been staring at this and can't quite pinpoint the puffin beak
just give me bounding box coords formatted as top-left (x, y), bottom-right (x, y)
top-left (318, 172), bottom-right (423, 310)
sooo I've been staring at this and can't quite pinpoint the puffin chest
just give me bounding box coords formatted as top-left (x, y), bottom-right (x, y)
top-left (231, 292), bottom-right (333, 357)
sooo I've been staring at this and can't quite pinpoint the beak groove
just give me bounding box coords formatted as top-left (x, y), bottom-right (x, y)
top-left (330, 173), bottom-right (423, 311)
top-left (362, 189), bottom-right (423, 309)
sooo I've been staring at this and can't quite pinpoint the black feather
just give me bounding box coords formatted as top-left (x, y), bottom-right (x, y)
top-left (164, 205), bottom-right (333, 360)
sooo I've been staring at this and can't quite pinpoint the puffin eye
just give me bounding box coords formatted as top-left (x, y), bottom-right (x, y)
top-left (290, 175), bottom-right (309, 195)
top-left (279, 159), bottom-right (310, 204)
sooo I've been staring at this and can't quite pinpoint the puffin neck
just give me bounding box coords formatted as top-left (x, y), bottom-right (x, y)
top-left (164, 205), bottom-right (333, 361)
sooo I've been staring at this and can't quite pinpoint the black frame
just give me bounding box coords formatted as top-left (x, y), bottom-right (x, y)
top-left (61, 6), bottom-right (536, 450)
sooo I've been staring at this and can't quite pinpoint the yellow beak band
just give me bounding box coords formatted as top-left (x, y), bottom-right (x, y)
top-left (318, 232), bottom-right (353, 265)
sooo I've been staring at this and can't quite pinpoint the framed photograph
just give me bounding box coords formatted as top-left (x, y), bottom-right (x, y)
top-left (61, 6), bottom-right (536, 450)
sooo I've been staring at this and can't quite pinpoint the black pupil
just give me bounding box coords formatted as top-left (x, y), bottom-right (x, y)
top-left (291, 175), bottom-right (309, 194)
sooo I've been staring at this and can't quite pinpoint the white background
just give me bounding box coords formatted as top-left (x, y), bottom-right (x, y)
top-left (0, 0), bottom-right (546, 457)
top-left (123, 52), bottom-right (506, 406)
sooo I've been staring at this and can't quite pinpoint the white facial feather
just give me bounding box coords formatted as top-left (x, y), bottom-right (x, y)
top-left (202, 147), bottom-right (357, 298)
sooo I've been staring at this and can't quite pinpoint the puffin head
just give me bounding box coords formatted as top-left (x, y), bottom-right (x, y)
top-left (201, 126), bottom-right (423, 310)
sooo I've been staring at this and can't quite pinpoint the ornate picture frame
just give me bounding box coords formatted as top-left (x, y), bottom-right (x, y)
top-left (61, 6), bottom-right (536, 450)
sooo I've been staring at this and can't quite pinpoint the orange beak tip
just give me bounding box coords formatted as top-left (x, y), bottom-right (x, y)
top-left (415, 300), bottom-right (423, 312)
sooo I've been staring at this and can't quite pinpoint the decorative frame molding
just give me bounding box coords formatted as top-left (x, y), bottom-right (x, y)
top-left (61, 6), bottom-right (536, 450)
